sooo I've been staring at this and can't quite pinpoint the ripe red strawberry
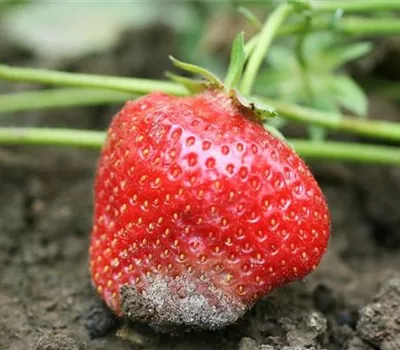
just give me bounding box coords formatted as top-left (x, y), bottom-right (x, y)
top-left (89, 89), bottom-right (330, 332)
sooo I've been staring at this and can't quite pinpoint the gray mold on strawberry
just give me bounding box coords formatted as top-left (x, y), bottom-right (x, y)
top-left (120, 274), bottom-right (247, 332)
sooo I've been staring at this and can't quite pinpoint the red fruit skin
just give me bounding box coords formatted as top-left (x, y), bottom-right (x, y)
top-left (89, 90), bottom-right (330, 331)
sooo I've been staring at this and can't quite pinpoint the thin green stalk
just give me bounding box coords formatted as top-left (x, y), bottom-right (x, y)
top-left (310, 0), bottom-right (400, 12)
top-left (0, 127), bottom-right (105, 149)
top-left (241, 17), bottom-right (400, 58)
top-left (262, 98), bottom-right (400, 142)
top-left (280, 17), bottom-right (400, 36)
top-left (278, 18), bottom-right (331, 37)
top-left (0, 18), bottom-right (399, 107)
top-left (1, 86), bottom-right (400, 143)
top-left (0, 127), bottom-right (399, 165)
top-left (343, 17), bottom-right (400, 36)
top-left (0, 65), bottom-right (188, 96)
top-left (0, 88), bottom-right (134, 114)
top-left (291, 140), bottom-right (400, 165)
top-left (241, 3), bottom-right (293, 95)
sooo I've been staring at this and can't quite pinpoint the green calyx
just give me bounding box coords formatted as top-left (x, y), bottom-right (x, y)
top-left (167, 32), bottom-right (276, 122)
top-left (165, 2), bottom-right (297, 140)
top-left (168, 31), bottom-right (247, 92)
top-left (168, 56), bottom-right (223, 90)
top-left (224, 32), bottom-right (246, 91)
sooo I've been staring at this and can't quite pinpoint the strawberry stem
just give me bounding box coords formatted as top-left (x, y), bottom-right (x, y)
top-left (309, 0), bottom-right (400, 12)
top-left (0, 18), bottom-right (399, 94)
top-left (244, 18), bottom-right (400, 62)
top-left (1, 86), bottom-right (400, 144)
top-left (338, 17), bottom-right (400, 36)
top-left (0, 64), bottom-right (188, 96)
top-left (0, 127), bottom-right (105, 149)
top-left (0, 127), bottom-right (399, 165)
top-left (292, 140), bottom-right (400, 165)
top-left (240, 3), bottom-right (293, 95)
top-left (0, 88), bottom-right (134, 114)
top-left (281, 16), bottom-right (400, 37)
top-left (261, 98), bottom-right (400, 143)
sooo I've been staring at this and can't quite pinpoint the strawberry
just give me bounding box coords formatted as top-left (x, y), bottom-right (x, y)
top-left (89, 89), bottom-right (330, 332)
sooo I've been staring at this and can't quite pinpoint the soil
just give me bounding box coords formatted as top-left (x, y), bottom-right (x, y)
top-left (1, 22), bottom-right (400, 350)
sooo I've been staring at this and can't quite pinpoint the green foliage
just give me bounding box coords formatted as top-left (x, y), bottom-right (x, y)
top-left (254, 32), bottom-right (371, 117)
top-left (224, 32), bottom-right (246, 90)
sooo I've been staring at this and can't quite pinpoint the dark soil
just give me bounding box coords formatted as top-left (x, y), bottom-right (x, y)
top-left (1, 23), bottom-right (400, 350)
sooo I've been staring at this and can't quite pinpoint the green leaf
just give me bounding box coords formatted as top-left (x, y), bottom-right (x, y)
top-left (326, 42), bottom-right (373, 70)
top-left (268, 45), bottom-right (298, 70)
top-left (302, 32), bottom-right (335, 63)
top-left (252, 30), bottom-right (369, 131)
top-left (238, 7), bottom-right (262, 29)
top-left (169, 56), bottom-right (223, 88)
top-left (224, 32), bottom-right (246, 90)
top-left (253, 45), bottom-right (302, 99)
top-left (308, 74), bottom-right (341, 113)
top-left (330, 75), bottom-right (368, 116)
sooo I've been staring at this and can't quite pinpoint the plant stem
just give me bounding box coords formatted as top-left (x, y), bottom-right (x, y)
top-left (243, 17), bottom-right (400, 58)
top-left (289, 16), bottom-right (400, 36)
top-left (310, 0), bottom-right (400, 12)
top-left (291, 140), bottom-right (400, 165)
top-left (240, 3), bottom-right (293, 95)
top-left (0, 24), bottom-right (393, 103)
top-left (0, 88), bottom-right (134, 115)
top-left (0, 65), bottom-right (188, 96)
top-left (0, 127), bottom-right (105, 149)
top-left (342, 17), bottom-right (400, 36)
top-left (278, 18), bottom-right (330, 37)
top-left (244, 17), bottom-right (400, 54)
top-left (0, 127), bottom-right (399, 165)
top-left (1, 85), bottom-right (400, 143)
top-left (262, 98), bottom-right (400, 142)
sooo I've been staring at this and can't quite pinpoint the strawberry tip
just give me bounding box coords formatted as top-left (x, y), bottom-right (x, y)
top-left (119, 275), bottom-right (247, 332)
